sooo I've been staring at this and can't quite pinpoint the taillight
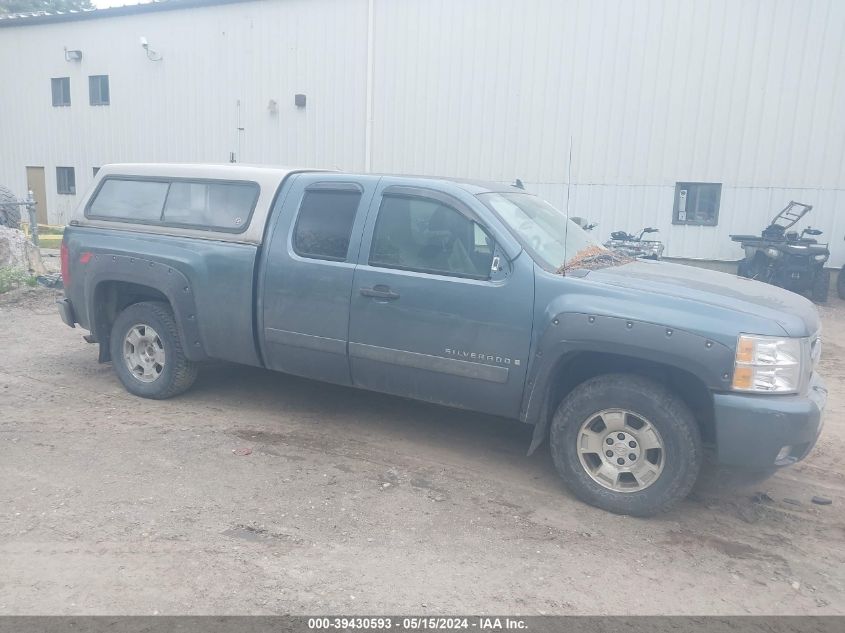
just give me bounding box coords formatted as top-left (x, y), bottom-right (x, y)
top-left (61, 243), bottom-right (92, 287)
top-left (60, 241), bottom-right (70, 286)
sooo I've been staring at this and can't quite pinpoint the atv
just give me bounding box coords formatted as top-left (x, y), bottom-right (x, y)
top-left (604, 227), bottom-right (664, 260)
top-left (731, 201), bottom-right (830, 303)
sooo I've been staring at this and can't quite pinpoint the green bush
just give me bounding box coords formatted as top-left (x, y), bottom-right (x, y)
top-left (0, 267), bottom-right (36, 294)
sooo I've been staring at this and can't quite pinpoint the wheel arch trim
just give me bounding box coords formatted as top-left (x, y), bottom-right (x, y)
top-left (83, 254), bottom-right (208, 362)
top-left (523, 312), bottom-right (732, 455)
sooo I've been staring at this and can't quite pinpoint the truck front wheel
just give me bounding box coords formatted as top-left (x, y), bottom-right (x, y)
top-left (550, 374), bottom-right (702, 516)
top-left (109, 301), bottom-right (198, 399)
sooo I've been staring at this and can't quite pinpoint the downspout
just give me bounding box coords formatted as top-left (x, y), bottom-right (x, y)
top-left (364, 0), bottom-right (375, 172)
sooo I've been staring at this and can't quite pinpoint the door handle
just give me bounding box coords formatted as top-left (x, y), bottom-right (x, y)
top-left (360, 285), bottom-right (400, 300)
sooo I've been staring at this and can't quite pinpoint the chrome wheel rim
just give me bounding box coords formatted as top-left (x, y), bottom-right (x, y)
top-left (123, 324), bottom-right (165, 383)
top-left (576, 408), bottom-right (665, 492)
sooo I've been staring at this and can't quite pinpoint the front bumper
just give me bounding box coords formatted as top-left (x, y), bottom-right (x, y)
top-left (713, 372), bottom-right (826, 469)
top-left (57, 297), bottom-right (76, 328)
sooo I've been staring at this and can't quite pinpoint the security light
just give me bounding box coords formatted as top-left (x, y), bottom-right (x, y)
top-left (139, 36), bottom-right (163, 61)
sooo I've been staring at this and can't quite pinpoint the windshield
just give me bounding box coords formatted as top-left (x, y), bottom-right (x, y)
top-left (478, 191), bottom-right (611, 271)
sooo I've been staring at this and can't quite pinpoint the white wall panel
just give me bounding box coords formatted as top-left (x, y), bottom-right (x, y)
top-left (369, 0), bottom-right (845, 187)
top-left (367, 0), bottom-right (845, 265)
top-left (0, 0), bottom-right (843, 265)
top-left (0, 0), bottom-right (368, 224)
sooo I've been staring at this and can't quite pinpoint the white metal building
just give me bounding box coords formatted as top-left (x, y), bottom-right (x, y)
top-left (1, 0), bottom-right (843, 265)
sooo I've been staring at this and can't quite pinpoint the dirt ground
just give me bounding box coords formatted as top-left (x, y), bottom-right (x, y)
top-left (0, 287), bottom-right (843, 615)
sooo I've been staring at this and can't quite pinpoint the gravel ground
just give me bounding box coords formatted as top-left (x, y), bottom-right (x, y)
top-left (0, 287), bottom-right (843, 615)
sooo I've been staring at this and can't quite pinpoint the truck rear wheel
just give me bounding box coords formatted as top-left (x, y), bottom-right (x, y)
top-left (549, 374), bottom-right (702, 516)
top-left (110, 301), bottom-right (198, 399)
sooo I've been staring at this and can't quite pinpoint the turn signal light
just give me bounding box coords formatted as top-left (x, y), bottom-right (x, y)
top-left (732, 366), bottom-right (754, 390)
top-left (736, 337), bottom-right (755, 364)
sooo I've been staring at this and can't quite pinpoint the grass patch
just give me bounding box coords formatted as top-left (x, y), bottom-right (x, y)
top-left (0, 267), bottom-right (37, 294)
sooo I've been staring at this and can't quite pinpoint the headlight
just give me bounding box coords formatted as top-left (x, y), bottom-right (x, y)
top-left (765, 247), bottom-right (781, 258)
top-left (814, 254), bottom-right (828, 262)
top-left (732, 334), bottom-right (803, 393)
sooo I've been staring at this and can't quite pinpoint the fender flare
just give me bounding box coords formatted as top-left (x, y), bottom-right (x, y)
top-left (523, 312), bottom-right (734, 455)
top-left (83, 254), bottom-right (208, 362)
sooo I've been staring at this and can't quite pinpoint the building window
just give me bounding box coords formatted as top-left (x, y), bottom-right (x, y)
top-left (89, 75), bottom-right (110, 105)
top-left (92, 167), bottom-right (100, 177)
top-left (293, 188), bottom-right (362, 261)
top-left (56, 167), bottom-right (76, 195)
top-left (51, 77), bottom-right (71, 106)
top-left (673, 182), bottom-right (721, 226)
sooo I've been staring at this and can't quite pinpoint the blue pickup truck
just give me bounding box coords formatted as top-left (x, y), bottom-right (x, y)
top-left (58, 164), bottom-right (827, 516)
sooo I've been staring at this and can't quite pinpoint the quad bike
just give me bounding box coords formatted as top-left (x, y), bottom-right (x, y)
top-left (731, 201), bottom-right (830, 303)
top-left (604, 227), bottom-right (664, 260)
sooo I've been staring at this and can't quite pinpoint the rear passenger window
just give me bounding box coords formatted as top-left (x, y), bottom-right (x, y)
top-left (163, 181), bottom-right (258, 230)
top-left (86, 177), bottom-right (259, 231)
top-left (88, 179), bottom-right (169, 221)
top-left (293, 189), bottom-right (361, 261)
top-left (369, 195), bottom-right (494, 279)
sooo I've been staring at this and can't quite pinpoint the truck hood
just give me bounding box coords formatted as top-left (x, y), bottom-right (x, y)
top-left (584, 260), bottom-right (820, 338)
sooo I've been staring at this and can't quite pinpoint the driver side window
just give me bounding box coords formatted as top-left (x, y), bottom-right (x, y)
top-left (369, 195), bottom-right (494, 279)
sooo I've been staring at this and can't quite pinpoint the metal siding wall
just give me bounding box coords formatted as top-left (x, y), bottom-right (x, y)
top-left (368, 0), bottom-right (845, 266)
top-left (0, 0), bottom-right (368, 224)
top-left (0, 0), bottom-right (843, 265)
top-left (370, 0), bottom-right (845, 187)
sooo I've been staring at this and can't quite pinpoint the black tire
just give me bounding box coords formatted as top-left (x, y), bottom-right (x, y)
top-left (737, 260), bottom-right (752, 278)
top-left (549, 374), bottom-right (702, 517)
top-left (750, 254), bottom-right (771, 282)
top-left (110, 301), bottom-right (198, 399)
top-left (838, 267), bottom-right (845, 300)
top-left (0, 185), bottom-right (21, 230)
top-left (811, 268), bottom-right (830, 304)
